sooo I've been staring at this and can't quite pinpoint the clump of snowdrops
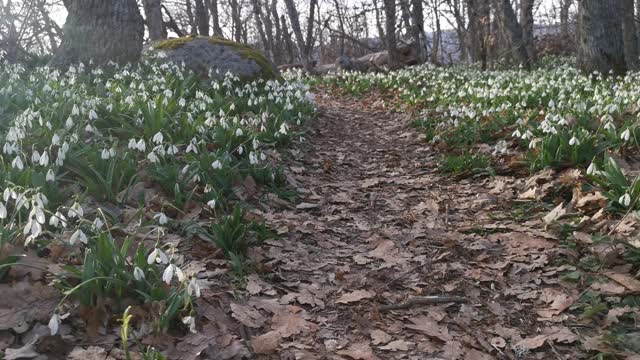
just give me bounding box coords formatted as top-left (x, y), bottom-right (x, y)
top-left (318, 58), bottom-right (640, 211)
top-left (0, 50), bottom-right (314, 335)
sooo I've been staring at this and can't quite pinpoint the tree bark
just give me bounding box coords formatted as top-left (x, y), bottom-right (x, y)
top-left (283, 0), bottom-right (314, 69)
top-left (623, 0), bottom-right (638, 69)
top-left (519, 0), bottom-right (535, 63)
top-left (383, 0), bottom-right (398, 68)
top-left (143, 0), bottom-right (166, 41)
top-left (499, 0), bottom-right (531, 67)
top-left (560, 0), bottom-right (572, 39)
top-left (251, 0), bottom-right (270, 58)
top-left (411, 0), bottom-right (426, 63)
top-left (577, 0), bottom-right (626, 75)
top-left (207, 0), bottom-right (223, 36)
top-left (230, 0), bottom-right (242, 42)
top-left (194, 0), bottom-right (209, 35)
top-left (50, 0), bottom-right (144, 67)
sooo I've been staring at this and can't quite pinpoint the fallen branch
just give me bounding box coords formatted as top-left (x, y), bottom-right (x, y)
top-left (378, 296), bottom-right (467, 311)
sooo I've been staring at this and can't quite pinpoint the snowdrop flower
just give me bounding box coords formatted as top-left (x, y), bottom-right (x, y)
top-left (11, 156), bottom-right (24, 170)
top-left (88, 109), bottom-right (98, 120)
top-left (93, 217), bottom-right (104, 230)
top-left (211, 160), bottom-right (222, 169)
top-left (162, 263), bottom-right (175, 284)
top-left (586, 162), bottom-right (597, 176)
top-left (133, 267), bottom-right (145, 281)
top-left (0, 202), bottom-right (6, 219)
top-left (569, 136), bottom-right (580, 146)
top-left (39, 152), bottom-right (49, 166)
top-left (154, 212), bottom-right (168, 225)
top-left (101, 148), bottom-right (111, 160)
top-left (49, 212), bottom-right (67, 228)
top-left (70, 229), bottom-right (88, 245)
top-left (128, 138), bottom-right (137, 149)
top-left (152, 132), bottom-right (164, 144)
top-left (207, 199), bottom-right (216, 209)
top-left (619, 193), bottom-right (632, 207)
top-left (147, 248), bottom-right (169, 265)
top-left (71, 104), bottom-right (80, 116)
top-left (511, 129), bottom-right (521, 138)
top-left (68, 202), bottom-right (83, 218)
top-left (178, 98), bottom-right (186, 107)
top-left (188, 277), bottom-right (201, 297)
top-left (136, 139), bottom-right (146, 152)
top-left (48, 313), bottom-right (60, 335)
top-left (235, 128), bottom-right (243, 137)
top-left (621, 128), bottom-right (631, 142)
top-left (182, 316), bottom-right (196, 333)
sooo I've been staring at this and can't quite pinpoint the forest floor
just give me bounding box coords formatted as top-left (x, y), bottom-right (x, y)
top-left (186, 92), bottom-right (599, 360)
top-left (6, 91), bottom-right (635, 360)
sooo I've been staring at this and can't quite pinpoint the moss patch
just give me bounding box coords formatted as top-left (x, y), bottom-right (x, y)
top-left (153, 36), bottom-right (280, 81)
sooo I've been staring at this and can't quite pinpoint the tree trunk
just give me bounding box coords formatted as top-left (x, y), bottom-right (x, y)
top-left (577, 0), bottom-right (626, 75)
top-left (50, 0), bottom-right (144, 67)
top-left (251, 0), bottom-right (270, 59)
top-left (411, 0), bottom-right (426, 62)
top-left (499, 0), bottom-right (531, 67)
top-left (194, 0), bottom-right (209, 35)
top-left (333, 0), bottom-right (346, 56)
top-left (208, 0), bottom-right (223, 36)
top-left (230, 0), bottom-right (242, 42)
top-left (283, 0), bottom-right (314, 69)
top-left (560, 0), bottom-right (572, 39)
top-left (186, 0), bottom-right (197, 35)
top-left (623, 0), bottom-right (638, 69)
top-left (519, 0), bottom-right (535, 63)
top-left (143, 0), bottom-right (166, 41)
top-left (383, 0), bottom-right (398, 68)
top-left (399, 0), bottom-right (412, 35)
top-left (373, 0), bottom-right (386, 48)
top-left (431, 0), bottom-right (442, 63)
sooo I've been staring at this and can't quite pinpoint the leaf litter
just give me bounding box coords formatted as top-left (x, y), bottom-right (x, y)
top-left (5, 92), bottom-right (640, 359)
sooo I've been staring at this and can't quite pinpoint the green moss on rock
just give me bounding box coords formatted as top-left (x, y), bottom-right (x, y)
top-left (153, 36), bottom-right (280, 81)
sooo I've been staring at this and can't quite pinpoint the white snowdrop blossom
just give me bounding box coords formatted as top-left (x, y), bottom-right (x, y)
top-left (147, 248), bottom-right (169, 264)
top-left (569, 136), bottom-right (580, 146)
top-left (182, 316), bottom-right (197, 333)
top-left (133, 267), bottom-right (145, 281)
top-left (211, 160), bottom-right (222, 169)
top-left (621, 128), bottom-right (631, 142)
top-left (70, 229), bottom-right (88, 244)
top-left (162, 263), bottom-right (176, 284)
top-left (619, 193), bottom-right (632, 207)
top-left (154, 212), bottom-right (168, 225)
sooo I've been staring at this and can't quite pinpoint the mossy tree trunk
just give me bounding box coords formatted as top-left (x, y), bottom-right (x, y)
top-left (51, 0), bottom-right (144, 67)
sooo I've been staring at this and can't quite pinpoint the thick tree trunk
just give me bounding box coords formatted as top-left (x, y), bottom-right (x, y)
top-left (623, 0), bottom-right (638, 69)
top-left (383, 0), bottom-right (398, 68)
top-left (50, 0), bottom-right (144, 67)
top-left (194, 0), bottom-right (209, 36)
top-left (466, 0), bottom-right (489, 67)
top-left (499, 0), bottom-right (531, 67)
top-left (519, 0), bottom-right (535, 63)
top-left (578, 0), bottom-right (626, 75)
top-left (208, 0), bottom-right (223, 36)
top-left (143, 0), bottom-right (166, 41)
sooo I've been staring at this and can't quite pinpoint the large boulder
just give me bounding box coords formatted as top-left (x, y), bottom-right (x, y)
top-left (146, 36), bottom-right (280, 81)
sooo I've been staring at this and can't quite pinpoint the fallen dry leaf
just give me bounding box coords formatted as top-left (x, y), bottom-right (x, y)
top-left (404, 315), bottom-right (452, 342)
top-left (370, 329), bottom-right (392, 345)
top-left (379, 339), bottom-right (414, 351)
top-left (336, 342), bottom-right (380, 360)
top-left (336, 289), bottom-right (375, 304)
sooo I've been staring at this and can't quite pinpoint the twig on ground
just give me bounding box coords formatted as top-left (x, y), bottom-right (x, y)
top-left (378, 295), bottom-right (467, 311)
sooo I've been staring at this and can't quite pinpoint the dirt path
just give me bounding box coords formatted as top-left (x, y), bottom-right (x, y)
top-left (195, 93), bottom-right (580, 360)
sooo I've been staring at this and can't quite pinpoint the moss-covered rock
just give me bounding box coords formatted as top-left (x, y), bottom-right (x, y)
top-left (146, 36), bottom-right (280, 81)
